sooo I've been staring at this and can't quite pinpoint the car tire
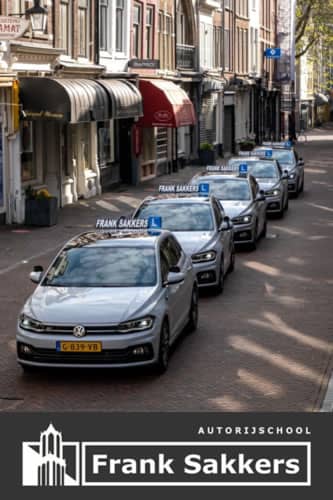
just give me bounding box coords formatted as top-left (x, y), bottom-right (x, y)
top-left (214, 260), bottom-right (224, 295)
top-left (249, 222), bottom-right (258, 250)
top-left (261, 218), bottom-right (267, 238)
top-left (154, 320), bottom-right (170, 375)
top-left (284, 196), bottom-right (289, 211)
top-left (277, 204), bottom-right (285, 218)
top-left (299, 177), bottom-right (304, 193)
top-left (186, 286), bottom-right (199, 333)
top-left (20, 364), bottom-right (38, 374)
top-left (228, 245), bottom-right (236, 273)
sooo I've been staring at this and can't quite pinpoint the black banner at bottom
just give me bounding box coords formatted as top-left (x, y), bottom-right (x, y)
top-left (0, 412), bottom-right (331, 499)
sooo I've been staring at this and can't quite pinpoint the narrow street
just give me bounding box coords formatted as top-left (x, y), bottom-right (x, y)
top-left (0, 127), bottom-right (332, 412)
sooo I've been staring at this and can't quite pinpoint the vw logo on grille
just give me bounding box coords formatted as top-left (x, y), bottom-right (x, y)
top-left (73, 325), bottom-right (86, 338)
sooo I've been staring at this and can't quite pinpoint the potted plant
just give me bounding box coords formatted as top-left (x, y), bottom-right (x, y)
top-left (238, 138), bottom-right (256, 152)
top-left (25, 187), bottom-right (58, 227)
top-left (199, 142), bottom-right (216, 165)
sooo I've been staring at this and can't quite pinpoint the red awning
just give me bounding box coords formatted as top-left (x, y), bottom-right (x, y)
top-left (137, 79), bottom-right (196, 128)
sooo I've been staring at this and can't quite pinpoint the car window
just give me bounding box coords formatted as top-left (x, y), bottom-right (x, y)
top-left (247, 161), bottom-right (279, 179)
top-left (136, 202), bottom-right (214, 231)
top-left (43, 246), bottom-right (157, 287)
top-left (193, 178), bottom-right (251, 201)
top-left (265, 149), bottom-right (294, 165)
top-left (164, 236), bottom-right (182, 267)
top-left (159, 248), bottom-right (169, 283)
top-left (213, 200), bottom-right (223, 227)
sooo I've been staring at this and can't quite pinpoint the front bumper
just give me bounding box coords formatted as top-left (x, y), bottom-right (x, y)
top-left (265, 194), bottom-right (283, 213)
top-left (16, 324), bottom-right (161, 368)
top-left (232, 221), bottom-right (256, 244)
top-left (193, 260), bottom-right (219, 287)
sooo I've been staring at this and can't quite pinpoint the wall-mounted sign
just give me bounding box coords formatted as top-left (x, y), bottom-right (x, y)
top-left (128, 59), bottom-right (160, 69)
top-left (264, 48), bottom-right (282, 59)
top-left (0, 16), bottom-right (29, 40)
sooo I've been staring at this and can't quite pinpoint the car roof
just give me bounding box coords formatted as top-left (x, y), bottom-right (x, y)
top-left (193, 172), bottom-right (253, 181)
top-left (64, 230), bottom-right (168, 250)
top-left (140, 194), bottom-right (213, 204)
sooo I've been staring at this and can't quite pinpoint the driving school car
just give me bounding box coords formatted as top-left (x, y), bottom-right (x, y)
top-left (17, 218), bottom-right (198, 373)
top-left (190, 165), bottom-right (267, 249)
top-left (228, 156), bottom-right (289, 217)
top-left (253, 142), bottom-right (305, 196)
top-left (133, 184), bottom-right (235, 293)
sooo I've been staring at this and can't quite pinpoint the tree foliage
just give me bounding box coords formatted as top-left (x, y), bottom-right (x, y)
top-left (296, 0), bottom-right (333, 59)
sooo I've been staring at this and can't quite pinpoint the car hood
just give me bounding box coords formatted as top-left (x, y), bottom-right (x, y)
top-left (255, 179), bottom-right (280, 191)
top-left (25, 286), bottom-right (157, 324)
top-left (219, 200), bottom-right (252, 219)
top-left (174, 231), bottom-right (215, 255)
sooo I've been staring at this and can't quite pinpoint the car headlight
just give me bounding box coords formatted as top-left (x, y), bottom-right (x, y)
top-left (192, 250), bottom-right (217, 263)
top-left (19, 314), bottom-right (45, 333)
top-left (117, 316), bottom-right (154, 333)
top-left (232, 214), bottom-right (252, 225)
top-left (288, 172), bottom-right (296, 179)
top-left (265, 189), bottom-right (280, 196)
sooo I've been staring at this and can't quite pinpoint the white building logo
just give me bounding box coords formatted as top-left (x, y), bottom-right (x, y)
top-left (22, 423), bottom-right (80, 486)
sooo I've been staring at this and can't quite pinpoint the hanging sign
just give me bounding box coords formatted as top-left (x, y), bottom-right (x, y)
top-left (0, 16), bottom-right (29, 40)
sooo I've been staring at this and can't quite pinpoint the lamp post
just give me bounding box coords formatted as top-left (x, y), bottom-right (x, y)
top-left (25, 0), bottom-right (48, 34)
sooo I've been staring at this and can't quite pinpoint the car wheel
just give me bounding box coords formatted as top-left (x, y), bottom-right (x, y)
top-left (20, 364), bottom-right (38, 374)
top-left (228, 244), bottom-right (235, 273)
top-left (277, 204), bottom-right (285, 218)
top-left (284, 195), bottom-right (289, 211)
top-left (261, 218), bottom-right (267, 238)
top-left (154, 320), bottom-right (170, 374)
top-left (249, 222), bottom-right (258, 250)
top-left (214, 260), bottom-right (225, 294)
top-left (299, 177), bottom-right (304, 193)
top-left (186, 286), bottom-right (199, 333)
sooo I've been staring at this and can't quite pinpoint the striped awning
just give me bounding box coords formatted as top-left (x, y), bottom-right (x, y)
top-left (97, 79), bottom-right (143, 119)
top-left (20, 78), bottom-right (143, 123)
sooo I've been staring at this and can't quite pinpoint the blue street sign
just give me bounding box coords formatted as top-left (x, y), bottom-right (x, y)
top-left (264, 48), bottom-right (281, 59)
top-left (265, 150), bottom-right (273, 158)
top-left (198, 183), bottom-right (210, 195)
top-left (148, 216), bottom-right (162, 230)
top-left (239, 164), bottom-right (248, 174)
top-left (284, 140), bottom-right (292, 147)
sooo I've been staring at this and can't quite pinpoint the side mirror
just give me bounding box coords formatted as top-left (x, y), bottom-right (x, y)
top-left (30, 271), bottom-right (43, 284)
top-left (220, 216), bottom-right (233, 231)
top-left (256, 190), bottom-right (266, 201)
top-left (165, 271), bottom-right (186, 286)
top-left (281, 172), bottom-right (288, 179)
top-left (298, 158), bottom-right (304, 166)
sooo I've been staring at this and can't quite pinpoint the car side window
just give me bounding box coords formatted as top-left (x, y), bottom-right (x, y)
top-left (213, 200), bottom-right (223, 227)
top-left (161, 237), bottom-right (182, 268)
top-left (276, 162), bottom-right (283, 177)
top-left (250, 177), bottom-right (257, 198)
top-left (159, 243), bottom-right (170, 283)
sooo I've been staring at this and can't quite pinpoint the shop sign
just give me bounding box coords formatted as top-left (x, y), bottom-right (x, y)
top-left (0, 16), bottom-right (29, 40)
top-left (24, 111), bottom-right (65, 120)
top-left (128, 59), bottom-right (160, 69)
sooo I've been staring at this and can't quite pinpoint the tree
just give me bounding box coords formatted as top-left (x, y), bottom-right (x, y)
top-left (296, 0), bottom-right (333, 59)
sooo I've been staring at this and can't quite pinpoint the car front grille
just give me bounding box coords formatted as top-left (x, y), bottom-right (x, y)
top-left (33, 324), bottom-right (136, 335)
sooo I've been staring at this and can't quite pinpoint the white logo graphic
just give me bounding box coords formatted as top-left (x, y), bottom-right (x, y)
top-left (73, 325), bottom-right (86, 337)
top-left (22, 423), bottom-right (80, 486)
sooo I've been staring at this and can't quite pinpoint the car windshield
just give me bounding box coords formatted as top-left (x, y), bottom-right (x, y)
top-left (42, 247), bottom-right (157, 287)
top-left (259, 149), bottom-right (294, 165)
top-left (193, 178), bottom-right (251, 200)
top-left (136, 202), bottom-right (214, 231)
top-left (228, 160), bottom-right (279, 179)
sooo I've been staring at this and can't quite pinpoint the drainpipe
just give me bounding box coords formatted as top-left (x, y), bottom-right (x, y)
top-left (174, 0), bottom-right (178, 171)
top-left (94, 0), bottom-right (99, 65)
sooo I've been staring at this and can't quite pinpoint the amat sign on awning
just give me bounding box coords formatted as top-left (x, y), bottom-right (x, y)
top-left (0, 16), bottom-right (29, 40)
top-left (137, 79), bottom-right (196, 128)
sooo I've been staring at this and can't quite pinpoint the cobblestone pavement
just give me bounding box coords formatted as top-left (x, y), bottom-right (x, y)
top-left (0, 127), bottom-right (332, 412)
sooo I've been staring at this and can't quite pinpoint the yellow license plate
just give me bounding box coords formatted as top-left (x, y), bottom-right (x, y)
top-left (56, 341), bottom-right (102, 353)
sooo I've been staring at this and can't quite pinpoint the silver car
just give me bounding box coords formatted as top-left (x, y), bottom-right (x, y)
top-left (17, 227), bottom-right (198, 373)
top-left (133, 194), bottom-right (235, 293)
top-left (191, 170), bottom-right (267, 249)
top-left (254, 145), bottom-right (305, 197)
top-left (228, 157), bottom-right (289, 217)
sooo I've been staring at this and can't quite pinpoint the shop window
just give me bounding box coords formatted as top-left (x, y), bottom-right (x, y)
top-left (21, 121), bottom-right (36, 183)
top-left (98, 121), bottom-right (115, 165)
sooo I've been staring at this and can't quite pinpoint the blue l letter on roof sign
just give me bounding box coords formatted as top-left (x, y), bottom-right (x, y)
top-left (239, 163), bottom-right (248, 174)
top-left (265, 149), bottom-right (273, 158)
top-left (198, 183), bottom-right (210, 195)
top-left (148, 216), bottom-right (162, 229)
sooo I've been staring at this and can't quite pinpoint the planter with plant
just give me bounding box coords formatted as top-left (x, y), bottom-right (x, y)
top-left (199, 142), bottom-right (216, 165)
top-left (25, 187), bottom-right (58, 226)
top-left (238, 138), bottom-right (256, 151)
